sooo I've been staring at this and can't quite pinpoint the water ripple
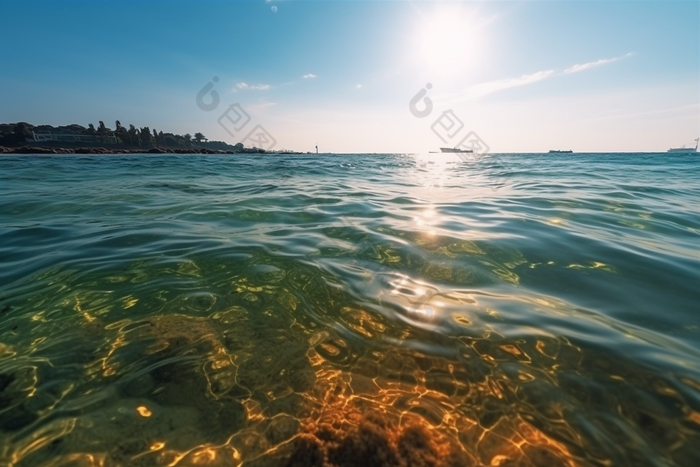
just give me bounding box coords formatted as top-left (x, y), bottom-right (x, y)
top-left (1, 153), bottom-right (699, 466)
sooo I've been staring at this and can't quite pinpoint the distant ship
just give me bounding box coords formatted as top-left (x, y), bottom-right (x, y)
top-left (440, 147), bottom-right (473, 153)
top-left (548, 150), bottom-right (573, 154)
top-left (667, 138), bottom-right (698, 153)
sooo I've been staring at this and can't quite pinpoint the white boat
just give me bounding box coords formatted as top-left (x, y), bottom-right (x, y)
top-left (667, 138), bottom-right (698, 153)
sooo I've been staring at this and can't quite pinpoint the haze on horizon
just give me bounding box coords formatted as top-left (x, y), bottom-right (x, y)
top-left (1, 0), bottom-right (698, 153)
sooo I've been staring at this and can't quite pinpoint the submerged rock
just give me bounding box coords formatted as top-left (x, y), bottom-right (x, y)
top-left (283, 412), bottom-right (471, 467)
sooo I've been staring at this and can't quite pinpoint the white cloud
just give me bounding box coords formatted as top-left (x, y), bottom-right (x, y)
top-left (303, 74), bottom-right (317, 79)
top-left (234, 82), bottom-right (271, 91)
top-left (356, 84), bottom-right (362, 89)
top-left (246, 101), bottom-right (277, 115)
top-left (436, 52), bottom-right (634, 105)
top-left (440, 70), bottom-right (554, 104)
top-left (470, 70), bottom-right (554, 97)
top-left (564, 52), bottom-right (633, 74)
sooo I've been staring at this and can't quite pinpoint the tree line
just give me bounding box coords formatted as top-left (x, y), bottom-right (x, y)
top-left (0, 121), bottom-right (232, 150)
top-left (104, 120), bottom-right (210, 148)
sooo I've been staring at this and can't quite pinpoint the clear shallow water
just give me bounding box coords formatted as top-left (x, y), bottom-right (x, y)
top-left (0, 153), bottom-right (699, 467)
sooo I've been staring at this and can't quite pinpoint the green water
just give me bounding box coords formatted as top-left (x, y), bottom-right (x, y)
top-left (1, 153), bottom-right (699, 466)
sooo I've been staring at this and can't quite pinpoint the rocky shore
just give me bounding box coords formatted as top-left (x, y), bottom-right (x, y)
top-left (0, 146), bottom-right (260, 155)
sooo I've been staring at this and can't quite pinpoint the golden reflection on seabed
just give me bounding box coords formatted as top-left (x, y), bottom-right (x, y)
top-left (2, 229), bottom-right (700, 466)
top-left (2, 256), bottom-right (700, 467)
top-left (1, 298), bottom-right (592, 467)
top-left (0, 294), bottom-right (588, 467)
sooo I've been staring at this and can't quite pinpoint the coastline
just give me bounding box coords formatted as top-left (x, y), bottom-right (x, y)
top-left (0, 145), bottom-right (305, 155)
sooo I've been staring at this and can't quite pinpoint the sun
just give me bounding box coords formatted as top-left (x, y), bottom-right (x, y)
top-left (417, 6), bottom-right (485, 78)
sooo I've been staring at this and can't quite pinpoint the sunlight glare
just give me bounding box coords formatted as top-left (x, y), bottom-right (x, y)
top-left (418, 6), bottom-right (484, 78)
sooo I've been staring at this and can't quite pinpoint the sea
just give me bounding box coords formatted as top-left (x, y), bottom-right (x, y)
top-left (0, 152), bottom-right (699, 467)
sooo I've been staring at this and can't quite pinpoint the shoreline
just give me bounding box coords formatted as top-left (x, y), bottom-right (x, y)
top-left (0, 145), bottom-right (306, 155)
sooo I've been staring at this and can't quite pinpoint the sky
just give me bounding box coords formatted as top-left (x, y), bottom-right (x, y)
top-left (0, 0), bottom-right (698, 153)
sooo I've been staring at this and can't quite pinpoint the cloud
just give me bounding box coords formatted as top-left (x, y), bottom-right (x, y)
top-left (436, 52), bottom-right (634, 105)
top-left (303, 74), bottom-right (317, 79)
top-left (440, 70), bottom-right (554, 104)
top-left (564, 52), bottom-right (633, 74)
top-left (234, 82), bottom-right (271, 91)
top-left (356, 84), bottom-right (362, 89)
top-left (246, 101), bottom-right (277, 115)
top-left (469, 70), bottom-right (554, 97)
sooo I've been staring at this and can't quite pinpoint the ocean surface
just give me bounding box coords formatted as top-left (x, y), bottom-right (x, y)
top-left (1, 152), bottom-right (699, 467)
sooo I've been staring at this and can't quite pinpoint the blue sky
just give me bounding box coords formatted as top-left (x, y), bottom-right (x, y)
top-left (1, 0), bottom-right (698, 152)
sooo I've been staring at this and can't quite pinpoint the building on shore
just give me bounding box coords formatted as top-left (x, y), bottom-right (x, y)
top-left (30, 131), bottom-right (118, 144)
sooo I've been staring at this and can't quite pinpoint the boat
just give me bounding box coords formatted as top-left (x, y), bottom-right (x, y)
top-left (667, 138), bottom-right (698, 153)
top-left (548, 150), bottom-right (573, 154)
top-left (440, 147), bottom-right (473, 154)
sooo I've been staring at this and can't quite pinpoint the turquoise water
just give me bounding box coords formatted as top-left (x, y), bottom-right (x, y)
top-left (1, 153), bottom-right (699, 466)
